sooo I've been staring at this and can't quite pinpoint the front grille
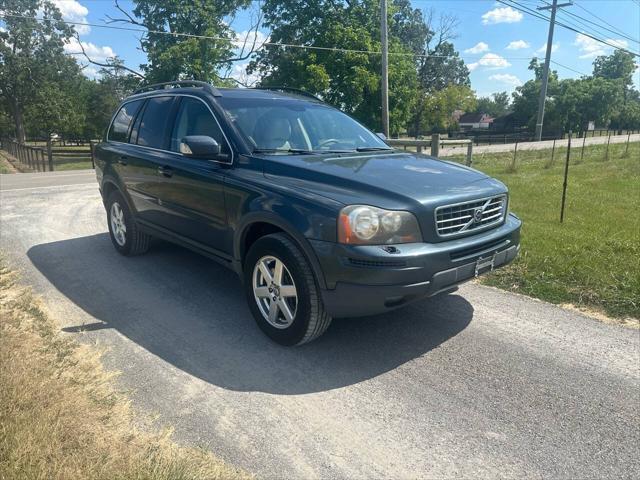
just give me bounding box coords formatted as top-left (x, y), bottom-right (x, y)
top-left (435, 195), bottom-right (507, 237)
top-left (450, 236), bottom-right (509, 260)
top-left (348, 258), bottom-right (407, 268)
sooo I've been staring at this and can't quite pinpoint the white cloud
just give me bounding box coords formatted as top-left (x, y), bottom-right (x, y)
top-left (228, 62), bottom-right (261, 87)
top-left (573, 33), bottom-right (629, 59)
top-left (464, 42), bottom-right (490, 54)
top-left (506, 40), bottom-right (530, 50)
top-left (536, 42), bottom-right (559, 54)
top-left (489, 73), bottom-right (522, 87)
top-left (468, 53), bottom-right (511, 72)
top-left (482, 7), bottom-right (523, 25)
top-left (51, 0), bottom-right (90, 35)
top-left (64, 37), bottom-right (116, 63)
top-left (233, 30), bottom-right (269, 51)
top-left (81, 65), bottom-right (100, 79)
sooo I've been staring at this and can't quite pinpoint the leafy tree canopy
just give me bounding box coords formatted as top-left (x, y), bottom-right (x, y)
top-left (0, 0), bottom-right (75, 141)
top-left (474, 92), bottom-right (511, 118)
top-left (114, 0), bottom-right (252, 84)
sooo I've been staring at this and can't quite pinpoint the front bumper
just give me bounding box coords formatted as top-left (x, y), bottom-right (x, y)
top-left (311, 213), bottom-right (521, 318)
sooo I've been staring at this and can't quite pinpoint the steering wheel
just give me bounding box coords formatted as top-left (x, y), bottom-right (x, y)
top-left (317, 138), bottom-right (341, 149)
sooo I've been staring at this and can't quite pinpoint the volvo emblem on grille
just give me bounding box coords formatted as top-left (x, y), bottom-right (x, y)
top-left (473, 207), bottom-right (484, 223)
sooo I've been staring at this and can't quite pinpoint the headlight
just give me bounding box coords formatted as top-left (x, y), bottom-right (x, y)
top-left (338, 205), bottom-right (422, 245)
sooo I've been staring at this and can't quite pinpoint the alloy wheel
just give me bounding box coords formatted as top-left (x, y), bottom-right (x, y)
top-left (252, 255), bottom-right (298, 328)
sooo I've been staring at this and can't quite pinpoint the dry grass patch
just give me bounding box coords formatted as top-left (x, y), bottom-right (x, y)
top-left (0, 152), bottom-right (19, 174)
top-left (0, 261), bottom-right (251, 480)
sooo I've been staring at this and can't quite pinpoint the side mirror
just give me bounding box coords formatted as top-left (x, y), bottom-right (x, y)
top-left (376, 132), bottom-right (387, 141)
top-left (179, 135), bottom-right (222, 159)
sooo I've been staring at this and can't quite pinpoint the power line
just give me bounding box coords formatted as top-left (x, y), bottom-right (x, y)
top-left (0, 12), bottom-right (537, 61)
top-left (497, 0), bottom-right (640, 57)
top-left (572, 0), bottom-right (639, 42)
top-left (550, 59), bottom-right (589, 76)
top-left (553, 4), bottom-right (639, 44)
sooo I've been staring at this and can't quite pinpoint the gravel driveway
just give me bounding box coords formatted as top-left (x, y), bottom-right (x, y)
top-left (1, 170), bottom-right (639, 479)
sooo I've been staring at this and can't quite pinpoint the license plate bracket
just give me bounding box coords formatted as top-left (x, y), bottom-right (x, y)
top-left (475, 254), bottom-right (496, 277)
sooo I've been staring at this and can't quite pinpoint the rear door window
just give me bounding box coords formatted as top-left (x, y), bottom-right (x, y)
top-left (136, 96), bottom-right (175, 149)
top-left (108, 100), bottom-right (143, 142)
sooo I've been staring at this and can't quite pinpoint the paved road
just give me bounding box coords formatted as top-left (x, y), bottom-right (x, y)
top-left (1, 171), bottom-right (639, 479)
top-left (439, 133), bottom-right (640, 156)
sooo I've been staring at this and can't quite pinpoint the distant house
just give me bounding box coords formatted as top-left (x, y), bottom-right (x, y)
top-left (490, 112), bottom-right (518, 131)
top-left (458, 113), bottom-right (494, 130)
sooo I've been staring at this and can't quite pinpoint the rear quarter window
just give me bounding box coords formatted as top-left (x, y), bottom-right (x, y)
top-left (108, 100), bottom-right (143, 142)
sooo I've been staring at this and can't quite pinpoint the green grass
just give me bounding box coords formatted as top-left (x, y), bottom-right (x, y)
top-left (0, 158), bottom-right (14, 173)
top-left (53, 158), bottom-right (93, 171)
top-left (53, 160), bottom-right (93, 171)
top-left (442, 141), bottom-right (640, 319)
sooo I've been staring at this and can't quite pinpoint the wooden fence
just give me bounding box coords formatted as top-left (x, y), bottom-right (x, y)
top-left (387, 134), bottom-right (474, 165)
top-left (1, 139), bottom-right (95, 171)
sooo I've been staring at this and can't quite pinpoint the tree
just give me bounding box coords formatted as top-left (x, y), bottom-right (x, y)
top-left (249, 0), bottom-right (421, 135)
top-left (511, 58), bottom-right (560, 133)
top-left (0, 0), bottom-right (74, 141)
top-left (554, 77), bottom-right (622, 133)
top-left (593, 50), bottom-right (636, 93)
top-left (414, 84), bottom-right (476, 134)
top-left (409, 10), bottom-right (469, 137)
top-left (103, 0), bottom-right (258, 85)
top-left (475, 92), bottom-right (510, 118)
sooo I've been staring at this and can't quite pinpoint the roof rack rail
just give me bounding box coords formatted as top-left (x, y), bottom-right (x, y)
top-left (253, 86), bottom-right (322, 101)
top-left (133, 80), bottom-right (222, 97)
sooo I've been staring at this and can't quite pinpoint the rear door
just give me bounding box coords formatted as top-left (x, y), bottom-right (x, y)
top-left (151, 96), bottom-right (232, 255)
top-left (123, 96), bottom-right (178, 226)
top-left (100, 99), bottom-right (145, 193)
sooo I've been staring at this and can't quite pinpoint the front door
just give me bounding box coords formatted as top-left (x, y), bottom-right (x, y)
top-left (151, 96), bottom-right (232, 255)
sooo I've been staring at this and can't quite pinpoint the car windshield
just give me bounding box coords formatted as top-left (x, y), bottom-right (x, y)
top-left (218, 96), bottom-right (391, 153)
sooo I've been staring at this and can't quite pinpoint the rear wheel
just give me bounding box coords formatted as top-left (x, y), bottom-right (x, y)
top-left (244, 233), bottom-right (332, 346)
top-left (106, 191), bottom-right (150, 256)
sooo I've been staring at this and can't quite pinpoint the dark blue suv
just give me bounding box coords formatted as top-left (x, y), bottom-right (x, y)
top-left (95, 81), bottom-right (521, 345)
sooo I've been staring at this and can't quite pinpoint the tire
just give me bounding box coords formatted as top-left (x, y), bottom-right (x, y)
top-left (244, 233), bottom-right (332, 346)
top-left (106, 190), bottom-right (150, 256)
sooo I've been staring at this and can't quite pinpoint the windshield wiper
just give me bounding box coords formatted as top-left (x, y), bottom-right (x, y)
top-left (252, 148), bottom-right (317, 155)
top-left (354, 147), bottom-right (394, 152)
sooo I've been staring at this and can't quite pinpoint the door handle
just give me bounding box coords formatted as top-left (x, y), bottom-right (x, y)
top-left (157, 165), bottom-right (173, 178)
top-left (117, 156), bottom-right (128, 165)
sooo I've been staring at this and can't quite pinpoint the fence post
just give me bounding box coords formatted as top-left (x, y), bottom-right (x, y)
top-left (605, 132), bottom-right (611, 160)
top-left (580, 134), bottom-right (587, 163)
top-left (90, 140), bottom-right (95, 169)
top-left (46, 139), bottom-right (54, 171)
top-left (551, 138), bottom-right (556, 165)
top-left (431, 133), bottom-right (440, 157)
top-left (625, 131), bottom-right (631, 155)
top-left (510, 139), bottom-right (519, 172)
top-left (560, 131), bottom-right (572, 223)
top-left (465, 142), bottom-right (473, 166)
top-left (41, 149), bottom-right (47, 171)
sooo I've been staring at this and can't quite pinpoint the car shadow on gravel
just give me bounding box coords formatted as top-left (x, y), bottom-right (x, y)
top-left (28, 233), bottom-right (473, 394)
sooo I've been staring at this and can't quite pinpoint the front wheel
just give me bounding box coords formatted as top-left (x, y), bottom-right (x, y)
top-left (106, 191), bottom-right (150, 256)
top-left (244, 233), bottom-right (332, 346)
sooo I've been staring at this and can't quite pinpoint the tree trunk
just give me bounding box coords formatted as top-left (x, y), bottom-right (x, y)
top-left (10, 97), bottom-right (26, 143)
top-left (413, 95), bottom-right (424, 139)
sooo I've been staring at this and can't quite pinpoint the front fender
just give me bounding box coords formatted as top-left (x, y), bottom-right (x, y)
top-left (233, 212), bottom-right (329, 289)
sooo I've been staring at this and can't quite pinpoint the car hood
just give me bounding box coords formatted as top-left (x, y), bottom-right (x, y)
top-left (261, 150), bottom-right (502, 209)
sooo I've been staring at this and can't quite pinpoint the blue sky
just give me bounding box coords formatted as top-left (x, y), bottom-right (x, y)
top-left (52, 0), bottom-right (640, 96)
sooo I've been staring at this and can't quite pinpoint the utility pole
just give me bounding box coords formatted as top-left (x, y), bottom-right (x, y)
top-left (534, 0), bottom-right (572, 141)
top-left (380, 0), bottom-right (390, 137)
